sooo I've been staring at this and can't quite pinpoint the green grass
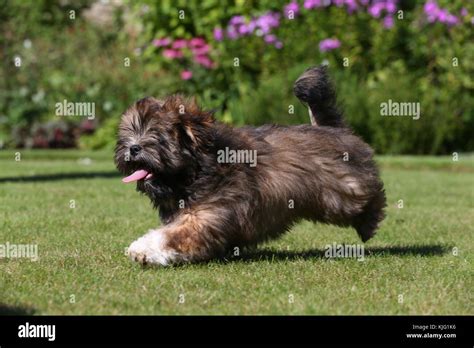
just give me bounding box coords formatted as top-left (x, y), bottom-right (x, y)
top-left (0, 150), bottom-right (473, 315)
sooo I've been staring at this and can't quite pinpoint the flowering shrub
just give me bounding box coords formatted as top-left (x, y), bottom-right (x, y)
top-left (152, 37), bottom-right (215, 80)
top-left (214, 12), bottom-right (283, 48)
top-left (424, 0), bottom-right (460, 25)
top-left (214, 0), bottom-right (400, 51)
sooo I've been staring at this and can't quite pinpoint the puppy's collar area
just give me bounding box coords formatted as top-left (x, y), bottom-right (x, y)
top-left (122, 169), bottom-right (154, 183)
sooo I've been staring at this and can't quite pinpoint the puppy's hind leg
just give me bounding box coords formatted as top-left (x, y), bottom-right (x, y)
top-left (352, 191), bottom-right (386, 242)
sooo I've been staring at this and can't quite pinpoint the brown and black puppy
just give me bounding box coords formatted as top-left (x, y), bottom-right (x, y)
top-left (115, 66), bottom-right (386, 266)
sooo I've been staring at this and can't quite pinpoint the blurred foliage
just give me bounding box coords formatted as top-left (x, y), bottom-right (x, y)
top-left (0, 0), bottom-right (472, 154)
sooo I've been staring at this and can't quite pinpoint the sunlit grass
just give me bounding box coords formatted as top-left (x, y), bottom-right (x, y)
top-left (0, 151), bottom-right (472, 314)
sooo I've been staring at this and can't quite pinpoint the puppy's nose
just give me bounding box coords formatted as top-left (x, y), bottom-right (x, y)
top-left (130, 145), bottom-right (142, 156)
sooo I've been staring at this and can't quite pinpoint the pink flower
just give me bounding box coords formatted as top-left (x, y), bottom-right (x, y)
top-left (152, 37), bottom-right (171, 47)
top-left (163, 49), bottom-right (183, 59)
top-left (284, 1), bottom-right (300, 18)
top-left (226, 26), bottom-right (239, 40)
top-left (264, 34), bottom-right (277, 44)
top-left (437, 9), bottom-right (448, 22)
top-left (229, 15), bottom-right (246, 26)
top-left (237, 24), bottom-right (252, 35)
top-left (424, 1), bottom-right (459, 26)
top-left (194, 55), bottom-right (214, 68)
top-left (319, 38), bottom-right (341, 52)
top-left (191, 44), bottom-right (210, 56)
top-left (172, 39), bottom-right (187, 49)
top-left (189, 37), bottom-right (206, 47)
top-left (345, 0), bottom-right (359, 14)
top-left (213, 28), bottom-right (224, 41)
top-left (383, 15), bottom-right (394, 29)
top-left (445, 13), bottom-right (459, 25)
top-left (304, 0), bottom-right (324, 10)
top-left (180, 70), bottom-right (193, 80)
top-left (255, 12), bottom-right (280, 35)
top-left (368, 3), bottom-right (384, 18)
top-left (386, 2), bottom-right (397, 14)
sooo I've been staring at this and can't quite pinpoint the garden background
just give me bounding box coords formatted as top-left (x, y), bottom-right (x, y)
top-left (1, 0), bottom-right (473, 154)
top-left (0, 0), bottom-right (473, 315)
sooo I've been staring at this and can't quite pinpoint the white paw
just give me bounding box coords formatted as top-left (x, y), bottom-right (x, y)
top-left (126, 229), bottom-right (179, 266)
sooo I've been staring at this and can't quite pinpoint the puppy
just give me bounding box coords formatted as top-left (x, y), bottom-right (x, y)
top-left (115, 66), bottom-right (386, 266)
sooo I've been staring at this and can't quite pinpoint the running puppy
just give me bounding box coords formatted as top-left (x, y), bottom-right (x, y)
top-left (115, 66), bottom-right (386, 266)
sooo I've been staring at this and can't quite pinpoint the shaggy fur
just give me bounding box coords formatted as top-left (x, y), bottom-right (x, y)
top-left (115, 66), bottom-right (386, 266)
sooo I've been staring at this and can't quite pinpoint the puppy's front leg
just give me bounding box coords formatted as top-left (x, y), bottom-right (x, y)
top-left (127, 228), bottom-right (182, 266)
top-left (127, 211), bottom-right (225, 266)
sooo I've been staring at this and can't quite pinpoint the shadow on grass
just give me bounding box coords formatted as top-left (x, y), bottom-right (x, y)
top-left (0, 303), bottom-right (36, 315)
top-left (144, 244), bottom-right (452, 269)
top-left (0, 171), bottom-right (120, 183)
top-left (233, 244), bottom-right (451, 263)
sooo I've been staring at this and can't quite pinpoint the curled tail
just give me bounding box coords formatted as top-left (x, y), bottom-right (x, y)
top-left (293, 65), bottom-right (345, 128)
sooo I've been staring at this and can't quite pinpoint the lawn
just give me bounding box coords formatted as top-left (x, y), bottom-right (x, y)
top-left (0, 150), bottom-right (473, 315)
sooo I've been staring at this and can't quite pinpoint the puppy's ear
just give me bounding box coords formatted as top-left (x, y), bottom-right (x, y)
top-left (180, 111), bottom-right (215, 146)
top-left (163, 95), bottom-right (215, 147)
top-left (135, 96), bottom-right (163, 114)
top-left (129, 97), bottom-right (164, 127)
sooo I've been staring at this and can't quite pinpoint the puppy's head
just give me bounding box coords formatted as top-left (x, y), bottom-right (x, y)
top-left (114, 95), bottom-right (215, 202)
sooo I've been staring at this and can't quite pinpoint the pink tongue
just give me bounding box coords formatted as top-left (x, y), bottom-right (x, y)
top-left (122, 170), bottom-right (149, 183)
